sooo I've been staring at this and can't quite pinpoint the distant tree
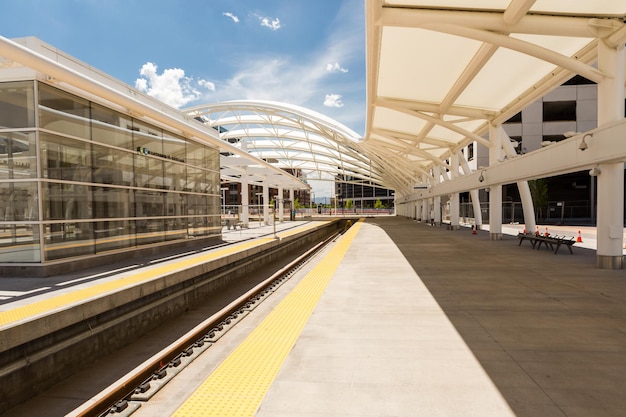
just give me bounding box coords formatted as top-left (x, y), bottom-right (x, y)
top-left (294, 198), bottom-right (303, 209)
top-left (374, 199), bottom-right (384, 209)
top-left (345, 199), bottom-right (353, 209)
top-left (529, 179), bottom-right (548, 220)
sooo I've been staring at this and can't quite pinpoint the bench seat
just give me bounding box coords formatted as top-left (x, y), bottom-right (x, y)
top-left (518, 233), bottom-right (576, 254)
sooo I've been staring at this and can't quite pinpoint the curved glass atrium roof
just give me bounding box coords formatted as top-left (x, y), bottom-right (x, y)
top-left (185, 100), bottom-right (389, 188)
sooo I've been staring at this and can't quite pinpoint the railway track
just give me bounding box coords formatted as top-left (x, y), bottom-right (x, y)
top-left (66, 229), bottom-right (344, 417)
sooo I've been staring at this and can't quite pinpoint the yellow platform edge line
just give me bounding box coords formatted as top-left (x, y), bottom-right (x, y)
top-left (172, 219), bottom-right (364, 417)
top-left (0, 222), bottom-right (331, 328)
top-left (0, 237), bottom-right (267, 327)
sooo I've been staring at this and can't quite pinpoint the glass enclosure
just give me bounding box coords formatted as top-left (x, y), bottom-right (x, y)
top-left (0, 81), bottom-right (221, 264)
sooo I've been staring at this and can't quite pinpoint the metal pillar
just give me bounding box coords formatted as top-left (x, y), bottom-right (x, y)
top-left (263, 184), bottom-right (270, 225)
top-left (278, 186), bottom-right (284, 222)
top-left (240, 175), bottom-right (249, 227)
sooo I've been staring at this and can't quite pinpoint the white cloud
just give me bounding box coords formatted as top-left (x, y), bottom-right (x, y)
top-left (198, 79), bottom-right (216, 91)
top-left (326, 62), bottom-right (348, 73)
top-left (135, 62), bottom-right (214, 108)
top-left (204, 34), bottom-right (363, 130)
top-left (259, 16), bottom-right (281, 30)
top-left (323, 94), bottom-right (344, 108)
top-left (223, 12), bottom-right (239, 23)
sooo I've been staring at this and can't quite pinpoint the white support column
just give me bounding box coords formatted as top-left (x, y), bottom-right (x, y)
top-left (414, 200), bottom-right (419, 220)
top-left (488, 124), bottom-right (503, 239)
top-left (596, 40), bottom-right (625, 269)
top-left (517, 181), bottom-right (536, 234)
top-left (263, 183), bottom-right (270, 225)
top-left (278, 186), bottom-right (284, 222)
top-left (498, 126), bottom-right (536, 233)
top-left (449, 153), bottom-right (460, 229)
top-left (422, 198), bottom-right (430, 223)
top-left (433, 166), bottom-right (442, 225)
top-left (459, 153), bottom-right (482, 228)
top-left (488, 185), bottom-right (503, 240)
top-left (240, 175), bottom-right (249, 227)
top-left (434, 196), bottom-right (441, 224)
top-left (449, 194), bottom-right (459, 228)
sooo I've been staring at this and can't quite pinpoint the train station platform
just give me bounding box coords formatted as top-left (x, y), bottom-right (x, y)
top-left (132, 216), bottom-right (626, 417)
top-left (0, 220), bottom-right (342, 415)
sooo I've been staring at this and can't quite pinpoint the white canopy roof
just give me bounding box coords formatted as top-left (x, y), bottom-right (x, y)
top-left (185, 100), bottom-right (387, 188)
top-left (364, 0), bottom-right (626, 197)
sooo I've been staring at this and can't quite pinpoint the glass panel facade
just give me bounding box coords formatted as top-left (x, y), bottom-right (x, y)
top-left (0, 224), bottom-right (41, 262)
top-left (40, 133), bottom-right (92, 182)
top-left (91, 103), bottom-right (134, 149)
top-left (187, 167), bottom-right (205, 193)
top-left (186, 140), bottom-right (205, 169)
top-left (43, 182), bottom-right (92, 220)
top-left (39, 84), bottom-right (90, 139)
top-left (0, 81), bottom-right (35, 129)
top-left (44, 221), bottom-right (94, 260)
top-left (0, 132), bottom-right (37, 180)
top-left (165, 217), bottom-right (186, 241)
top-left (136, 218), bottom-right (165, 245)
top-left (94, 220), bottom-right (134, 253)
top-left (135, 189), bottom-right (164, 217)
top-left (92, 143), bottom-right (134, 186)
top-left (134, 153), bottom-right (164, 189)
top-left (0, 181), bottom-right (39, 221)
top-left (92, 186), bottom-right (134, 218)
top-left (0, 81), bottom-right (221, 265)
top-left (164, 161), bottom-right (186, 191)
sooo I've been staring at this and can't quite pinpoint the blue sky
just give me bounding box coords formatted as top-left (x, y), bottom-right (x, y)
top-left (0, 0), bottom-right (366, 135)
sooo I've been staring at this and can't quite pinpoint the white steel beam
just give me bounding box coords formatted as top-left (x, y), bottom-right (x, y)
top-left (405, 119), bottom-right (626, 200)
top-left (379, 7), bottom-right (623, 39)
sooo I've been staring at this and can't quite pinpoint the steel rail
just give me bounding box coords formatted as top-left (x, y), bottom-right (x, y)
top-left (67, 230), bottom-right (343, 417)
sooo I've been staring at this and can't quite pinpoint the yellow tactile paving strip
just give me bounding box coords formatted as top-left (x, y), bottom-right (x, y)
top-left (0, 222), bottom-right (329, 328)
top-left (172, 219), bottom-right (363, 417)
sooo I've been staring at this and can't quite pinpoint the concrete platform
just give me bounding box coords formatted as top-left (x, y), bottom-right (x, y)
top-left (365, 218), bottom-right (626, 417)
top-left (0, 220), bottom-right (338, 415)
top-left (134, 216), bottom-right (626, 417)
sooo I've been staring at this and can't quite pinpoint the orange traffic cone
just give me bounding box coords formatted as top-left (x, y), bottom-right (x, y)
top-left (472, 225), bottom-right (477, 235)
top-left (544, 227), bottom-right (549, 237)
top-left (576, 230), bottom-right (583, 243)
top-left (535, 226), bottom-right (540, 236)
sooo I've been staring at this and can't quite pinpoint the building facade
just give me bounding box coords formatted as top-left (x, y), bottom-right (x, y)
top-left (0, 60), bottom-right (221, 275)
top-left (335, 175), bottom-right (394, 210)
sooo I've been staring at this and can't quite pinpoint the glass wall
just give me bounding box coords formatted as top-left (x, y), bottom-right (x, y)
top-left (0, 81), bottom-right (39, 262)
top-left (0, 81), bottom-right (221, 264)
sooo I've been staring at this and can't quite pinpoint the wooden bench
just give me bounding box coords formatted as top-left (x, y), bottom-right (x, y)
top-left (517, 233), bottom-right (576, 254)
